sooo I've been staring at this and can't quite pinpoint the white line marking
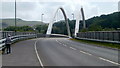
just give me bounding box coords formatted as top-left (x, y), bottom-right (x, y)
top-left (70, 47), bottom-right (77, 50)
top-left (56, 40), bottom-right (58, 42)
top-left (63, 44), bottom-right (67, 47)
top-left (99, 57), bottom-right (120, 65)
top-left (80, 51), bottom-right (92, 56)
top-left (59, 42), bottom-right (62, 44)
top-left (56, 40), bottom-right (64, 45)
top-left (34, 39), bottom-right (44, 68)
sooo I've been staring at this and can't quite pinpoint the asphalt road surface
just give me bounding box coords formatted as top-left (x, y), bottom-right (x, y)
top-left (2, 38), bottom-right (119, 67)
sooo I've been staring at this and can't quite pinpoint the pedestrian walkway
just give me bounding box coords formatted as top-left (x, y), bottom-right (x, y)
top-left (2, 39), bottom-right (40, 66)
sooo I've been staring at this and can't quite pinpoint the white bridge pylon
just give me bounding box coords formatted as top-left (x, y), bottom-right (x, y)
top-left (74, 7), bottom-right (86, 37)
top-left (46, 7), bottom-right (86, 38)
top-left (46, 7), bottom-right (71, 38)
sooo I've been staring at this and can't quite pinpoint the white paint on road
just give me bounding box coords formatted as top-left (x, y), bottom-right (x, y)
top-left (59, 42), bottom-right (62, 44)
top-left (56, 40), bottom-right (67, 47)
top-left (56, 40), bottom-right (59, 43)
top-left (99, 57), bottom-right (120, 65)
top-left (80, 51), bottom-right (92, 56)
top-left (63, 44), bottom-right (67, 47)
top-left (34, 39), bottom-right (44, 68)
top-left (70, 47), bottom-right (77, 50)
top-left (54, 39), bottom-right (119, 66)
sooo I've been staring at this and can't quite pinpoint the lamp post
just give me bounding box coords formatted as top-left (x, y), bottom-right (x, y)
top-left (72, 13), bottom-right (74, 20)
top-left (15, 0), bottom-right (17, 34)
top-left (41, 13), bottom-right (44, 22)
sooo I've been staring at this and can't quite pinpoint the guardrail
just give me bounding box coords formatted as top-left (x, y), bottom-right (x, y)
top-left (0, 31), bottom-right (36, 39)
top-left (76, 31), bottom-right (120, 44)
top-left (0, 34), bottom-right (37, 51)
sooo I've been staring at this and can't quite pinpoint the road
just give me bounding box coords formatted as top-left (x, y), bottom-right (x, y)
top-left (2, 38), bottom-right (119, 67)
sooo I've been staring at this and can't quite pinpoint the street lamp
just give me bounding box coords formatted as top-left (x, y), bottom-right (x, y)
top-left (72, 13), bottom-right (74, 20)
top-left (15, 0), bottom-right (17, 34)
top-left (41, 13), bottom-right (44, 22)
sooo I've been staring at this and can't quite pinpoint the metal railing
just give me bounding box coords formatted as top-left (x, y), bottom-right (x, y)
top-left (0, 31), bottom-right (37, 51)
top-left (0, 31), bottom-right (36, 39)
top-left (76, 31), bottom-right (120, 44)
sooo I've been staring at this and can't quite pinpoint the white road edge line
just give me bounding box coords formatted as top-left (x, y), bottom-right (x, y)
top-left (34, 39), bottom-right (44, 68)
top-left (80, 51), bottom-right (92, 56)
top-left (99, 57), bottom-right (120, 65)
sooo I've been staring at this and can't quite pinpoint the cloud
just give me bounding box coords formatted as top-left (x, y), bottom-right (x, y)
top-left (17, 2), bottom-right (37, 11)
top-left (0, 0), bottom-right (119, 23)
top-left (1, 0), bottom-right (119, 2)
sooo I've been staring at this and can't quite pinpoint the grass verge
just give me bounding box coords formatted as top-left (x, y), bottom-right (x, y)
top-left (70, 38), bottom-right (120, 49)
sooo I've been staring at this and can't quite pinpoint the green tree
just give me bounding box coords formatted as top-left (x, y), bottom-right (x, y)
top-left (4, 26), bottom-right (34, 32)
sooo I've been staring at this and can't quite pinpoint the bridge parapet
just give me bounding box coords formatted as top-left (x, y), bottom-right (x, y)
top-left (76, 31), bottom-right (120, 44)
top-left (0, 31), bottom-right (37, 51)
top-left (0, 31), bottom-right (36, 39)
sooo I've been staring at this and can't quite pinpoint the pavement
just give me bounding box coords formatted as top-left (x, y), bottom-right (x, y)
top-left (2, 39), bottom-right (39, 66)
top-left (2, 38), bottom-right (119, 67)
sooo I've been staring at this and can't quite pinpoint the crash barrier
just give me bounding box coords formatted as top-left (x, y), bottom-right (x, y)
top-left (76, 31), bottom-right (120, 44)
top-left (0, 31), bottom-right (37, 51)
top-left (0, 31), bottom-right (36, 39)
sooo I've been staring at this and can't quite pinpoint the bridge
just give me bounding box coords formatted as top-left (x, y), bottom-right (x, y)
top-left (0, 7), bottom-right (120, 68)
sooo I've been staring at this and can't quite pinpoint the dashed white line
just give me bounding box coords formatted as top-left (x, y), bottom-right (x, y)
top-left (99, 57), bottom-right (120, 65)
top-left (56, 39), bottom-right (119, 65)
top-left (56, 40), bottom-right (67, 47)
top-left (56, 40), bottom-right (58, 42)
top-left (59, 42), bottom-right (62, 44)
top-left (63, 44), bottom-right (67, 47)
top-left (70, 47), bottom-right (77, 50)
top-left (80, 51), bottom-right (92, 56)
top-left (34, 39), bottom-right (44, 68)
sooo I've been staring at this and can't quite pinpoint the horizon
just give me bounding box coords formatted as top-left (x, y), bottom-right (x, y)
top-left (0, 11), bottom-right (119, 23)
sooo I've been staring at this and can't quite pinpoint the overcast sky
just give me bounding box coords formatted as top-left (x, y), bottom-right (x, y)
top-left (0, 0), bottom-right (119, 23)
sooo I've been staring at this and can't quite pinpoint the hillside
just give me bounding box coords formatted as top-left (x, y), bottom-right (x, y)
top-left (85, 12), bottom-right (120, 30)
top-left (0, 18), bottom-right (45, 28)
top-left (1, 12), bottom-right (120, 35)
top-left (52, 12), bottom-right (120, 35)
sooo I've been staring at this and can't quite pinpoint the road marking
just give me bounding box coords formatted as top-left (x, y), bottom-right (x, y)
top-left (56, 40), bottom-right (64, 45)
top-left (80, 51), bottom-right (92, 56)
top-left (70, 47), bottom-right (77, 50)
top-left (57, 39), bottom-right (120, 65)
top-left (59, 42), bottom-right (62, 44)
top-left (99, 57), bottom-right (120, 65)
top-left (56, 40), bottom-right (67, 47)
top-left (56, 40), bottom-right (58, 42)
top-left (34, 39), bottom-right (44, 68)
top-left (63, 44), bottom-right (67, 47)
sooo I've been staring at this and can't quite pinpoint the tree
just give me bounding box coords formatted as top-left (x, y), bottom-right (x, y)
top-left (4, 26), bottom-right (34, 32)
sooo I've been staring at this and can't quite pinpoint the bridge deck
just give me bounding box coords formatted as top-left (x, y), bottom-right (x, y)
top-left (2, 38), bottom-right (119, 68)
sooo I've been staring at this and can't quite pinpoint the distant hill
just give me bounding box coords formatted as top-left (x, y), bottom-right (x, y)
top-left (85, 12), bottom-right (120, 30)
top-left (0, 18), bottom-right (45, 28)
top-left (1, 12), bottom-right (119, 34)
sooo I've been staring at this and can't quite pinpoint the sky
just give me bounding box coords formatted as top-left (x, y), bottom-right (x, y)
top-left (0, 0), bottom-right (119, 23)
